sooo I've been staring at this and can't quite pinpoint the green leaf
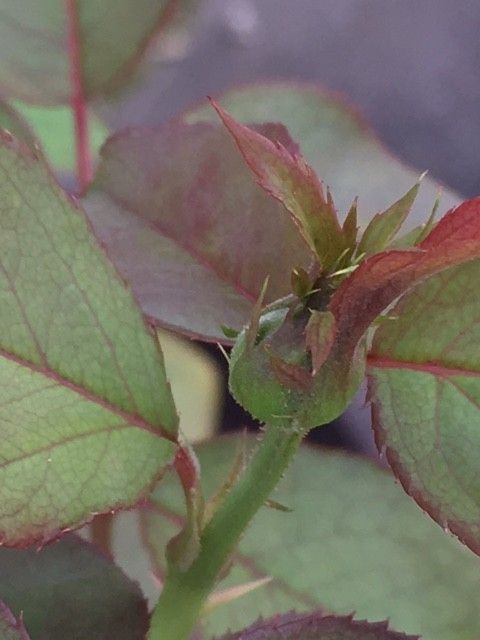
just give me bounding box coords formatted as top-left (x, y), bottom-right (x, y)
top-left (212, 101), bottom-right (346, 271)
top-left (0, 99), bottom-right (108, 173)
top-left (0, 101), bottom-right (39, 153)
top-left (0, 132), bottom-right (177, 545)
top-left (217, 612), bottom-right (418, 640)
top-left (84, 122), bottom-right (311, 343)
top-left (0, 534), bottom-right (148, 639)
top-left (0, 603), bottom-right (30, 640)
top-left (368, 258), bottom-right (480, 556)
top-left (187, 83), bottom-right (460, 228)
top-left (357, 179), bottom-right (422, 256)
top-left (142, 436), bottom-right (480, 640)
top-left (13, 102), bottom-right (108, 172)
top-left (0, 0), bottom-right (177, 105)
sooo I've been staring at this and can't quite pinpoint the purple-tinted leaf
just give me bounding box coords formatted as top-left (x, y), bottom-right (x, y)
top-left (217, 612), bottom-right (419, 640)
top-left (187, 83), bottom-right (459, 227)
top-left (0, 534), bottom-right (148, 639)
top-left (212, 101), bottom-right (346, 271)
top-left (85, 122), bottom-right (311, 342)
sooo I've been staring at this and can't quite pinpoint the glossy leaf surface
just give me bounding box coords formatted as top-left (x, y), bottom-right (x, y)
top-left (369, 259), bottom-right (480, 555)
top-left (0, 132), bottom-right (177, 545)
top-left (85, 122), bottom-right (311, 342)
top-left (143, 436), bottom-right (480, 640)
top-left (0, 0), bottom-right (177, 104)
top-left (0, 534), bottom-right (148, 639)
top-left (218, 612), bottom-right (418, 640)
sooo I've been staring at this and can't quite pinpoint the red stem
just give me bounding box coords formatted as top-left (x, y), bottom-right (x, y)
top-left (65, 0), bottom-right (92, 193)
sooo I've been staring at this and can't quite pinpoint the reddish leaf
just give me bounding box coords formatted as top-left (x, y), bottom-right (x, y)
top-left (85, 121), bottom-right (311, 343)
top-left (217, 612), bottom-right (419, 640)
top-left (330, 198), bottom-right (480, 359)
top-left (305, 311), bottom-right (336, 375)
top-left (211, 101), bottom-right (347, 271)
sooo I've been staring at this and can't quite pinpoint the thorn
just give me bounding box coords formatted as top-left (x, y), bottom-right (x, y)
top-left (217, 342), bottom-right (230, 363)
top-left (246, 275), bottom-right (270, 351)
top-left (265, 498), bottom-right (293, 512)
top-left (203, 577), bottom-right (273, 615)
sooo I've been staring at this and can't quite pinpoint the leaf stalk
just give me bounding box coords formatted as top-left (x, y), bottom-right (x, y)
top-left (148, 423), bottom-right (305, 640)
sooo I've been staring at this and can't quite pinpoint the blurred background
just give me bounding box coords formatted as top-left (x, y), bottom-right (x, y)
top-left (113, 0), bottom-right (480, 198)
top-left (102, 0), bottom-right (480, 454)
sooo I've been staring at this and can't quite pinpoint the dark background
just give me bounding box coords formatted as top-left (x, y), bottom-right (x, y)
top-left (110, 0), bottom-right (480, 453)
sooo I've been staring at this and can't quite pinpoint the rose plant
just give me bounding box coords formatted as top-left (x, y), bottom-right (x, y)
top-left (0, 3), bottom-right (479, 640)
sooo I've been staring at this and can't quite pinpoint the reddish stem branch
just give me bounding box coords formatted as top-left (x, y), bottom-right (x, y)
top-left (65, 0), bottom-right (92, 193)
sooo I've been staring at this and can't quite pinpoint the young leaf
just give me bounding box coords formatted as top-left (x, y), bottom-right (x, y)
top-left (142, 436), bottom-right (480, 640)
top-left (368, 259), bottom-right (480, 556)
top-left (0, 603), bottom-right (30, 640)
top-left (342, 199), bottom-right (358, 250)
top-left (0, 0), bottom-right (182, 104)
top-left (0, 132), bottom-right (177, 545)
top-left (357, 179), bottom-right (422, 256)
top-left (329, 198), bottom-right (480, 362)
top-left (186, 83), bottom-right (460, 228)
top-left (217, 612), bottom-right (419, 640)
top-left (305, 311), bottom-right (336, 375)
top-left (84, 122), bottom-right (311, 343)
top-left (212, 101), bottom-right (346, 271)
top-left (0, 534), bottom-right (148, 639)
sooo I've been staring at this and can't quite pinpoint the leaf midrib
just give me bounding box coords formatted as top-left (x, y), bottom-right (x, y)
top-left (367, 355), bottom-right (480, 379)
top-left (0, 347), bottom-right (175, 442)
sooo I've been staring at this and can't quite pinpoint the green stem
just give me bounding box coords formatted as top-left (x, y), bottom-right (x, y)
top-left (148, 423), bottom-right (304, 640)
